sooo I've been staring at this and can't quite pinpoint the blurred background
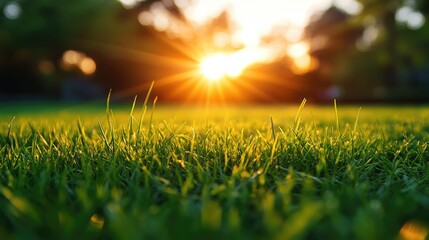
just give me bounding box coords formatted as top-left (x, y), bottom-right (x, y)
top-left (1, 0), bottom-right (429, 103)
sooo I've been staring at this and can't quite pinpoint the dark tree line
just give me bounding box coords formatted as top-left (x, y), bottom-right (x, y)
top-left (1, 0), bottom-right (429, 102)
top-left (304, 1), bottom-right (429, 101)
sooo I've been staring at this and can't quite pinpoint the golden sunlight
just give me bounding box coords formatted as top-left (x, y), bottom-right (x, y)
top-left (287, 42), bottom-right (309, 59)
top-left (199, 53), bottom-right (243, 81)
top-left (61, 50), bottom-right (97, 75)
top-left (200, 54), bottom-right (230, 81)
top-left (79, 57), bottom-right (97, 75)
top-left (286, 42), bottom-right (318, 74)
top-left (399, 221), bottom-right (428, 240)
top-left (199, 48), bottom-right (270, 81)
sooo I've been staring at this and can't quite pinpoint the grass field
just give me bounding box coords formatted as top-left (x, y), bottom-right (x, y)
top-left (0, 100), bottom-right (429, 239)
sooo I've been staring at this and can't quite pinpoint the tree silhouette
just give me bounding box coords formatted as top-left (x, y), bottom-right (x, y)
top-left (0, 0), bottom-right (168, 97)
top-left (304, 7), bottom-right (363, 86)
top-left (305, 1), bottom-right (429, 101)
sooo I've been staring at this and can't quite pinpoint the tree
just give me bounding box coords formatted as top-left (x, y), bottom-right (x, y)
top-left (354, 0), bottom-right (403, 87)
top-left (0, 0), bottom-right (129, 96)
top-left (304, 7), bottom-right (364, 99)
top-left (304, 1), bottom-right (429, 101)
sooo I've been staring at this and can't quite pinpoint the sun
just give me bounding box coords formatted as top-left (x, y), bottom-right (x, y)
top-left (199, 53), bottom-right (244, 82)
top-left (200, 54), bottom-right (226, 81)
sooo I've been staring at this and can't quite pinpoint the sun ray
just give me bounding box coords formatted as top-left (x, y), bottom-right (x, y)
top-left (233, 77), bottom-right (276, 102)
top-left (104, 70), bottom-right (196, 101)
top-left (245, 68), bottom-right (308, 91)
top-left (213, 81), bottom-right (227, 104)
top-left (151, 30), bottom-right (206, 62)
top-left (184, 78), bottom-right (208, 103)
top-left (153, 70), bottom-right (199, 88)
top-left (79, 39), bottom-right (196, 68)
top-left (219, 79), bottom-right (244, 102)
top-left (165, 76), bottom-right (200, 100)
top-left (106, 81), bottom-right (155, 101)
top-left (76, 27), bottom-right (312, 104)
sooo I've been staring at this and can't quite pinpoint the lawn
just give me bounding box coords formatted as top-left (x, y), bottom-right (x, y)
top-left (0, 100), bottom-right (428, 239)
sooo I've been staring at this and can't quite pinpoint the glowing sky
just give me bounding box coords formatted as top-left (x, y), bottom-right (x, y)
top-left (131, 0), bottom-right (364, 78)
top-left (174, 0), bottom-right (362, 46)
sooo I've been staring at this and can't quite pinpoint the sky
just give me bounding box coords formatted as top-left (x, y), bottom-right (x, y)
top-left (181, 0), bottom-right (355, 46)
top-left (130, 0), bottom-right (364, 77)
top-left (137, 0), bottom-right (363, 46)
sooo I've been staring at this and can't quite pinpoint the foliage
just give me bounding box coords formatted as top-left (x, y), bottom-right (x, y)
top-left (0, 0), bottom-right (145, 96)
top-left (0, 99), bottom-right (428, 239)
top-left (305, 1), bottom-right (429, 101)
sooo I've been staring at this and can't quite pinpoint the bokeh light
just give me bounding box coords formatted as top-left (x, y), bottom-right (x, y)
top-left (61, 50), bottom-right (96, 75)
top-left (118, 0), bottom-right (144, 9)
top-left (407, 12), bottom-right (425, 29)
top-left (287, 42), bottom-right (309, 59)
top-left (90, 214), bottom-right (105, 229)
top-left (396, 6), bottom-right (426, 30)
top-left (79, 57), bottom-right (97, 75)
top-left (38, 60), bottom-right (55, 75)
top-left (151, 2), bottom-right (171, 32)
top-left (399, 221), bottom-right (428, 240)
top-left (63, 50), bottom-right (83, 66)
top-left (138, 11), bottom-right (153, 26)
top-left (333, 0), bottom-right (362, 15)
top-left (3, 1), bottom-right (21, 20)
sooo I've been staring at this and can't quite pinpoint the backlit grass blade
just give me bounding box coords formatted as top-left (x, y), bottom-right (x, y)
top-left (334, 99), bottom-right (339, 133)
top-left (353, 107), bottom-right (361, 134)
top-left (294, 98), bottom-right (307, 132)
top-left (138, 81), bottom-right (154, 136)
top-left (148, 96), bottom-right (158, 139)
top-left (106, 89), bottom-right (112, 117)
top-left (128, 95), bottom-right (137, 141)
top-left (106, 89), bottom-right (115, 152)
top-left (6, 116), bottom-right (15, 144)
top-left (270, 114), bottom-right (276, 140)
top-left (98, 118), bottom-right (112, 152)
top-left (0, 100), bottom-right (427, 239)
top-left (77, 118), bottom-right (87, 149)
top-left (5, 116), bottom-right (16, 155)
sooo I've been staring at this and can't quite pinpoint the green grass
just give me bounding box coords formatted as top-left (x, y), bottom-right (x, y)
top-left (0, 100), bottom-right (429, 240)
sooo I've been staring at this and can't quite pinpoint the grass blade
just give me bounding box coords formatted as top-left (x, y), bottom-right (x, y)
top-left (138, 81), bottom-right (154, 136)
top-left (98, 118), bottom-right (112, 152)
top-left (128, 95), bottom-right (138, 141)
top-left (270, 114), bottom-right (276, 140)
top-left (334, 99), bottom-right (339, 133)
top-left (106, 89), bottom-right (112, 117)
top-left (6, 116), bottom-right (15, 145)
top-left (148, 96), bottom-right (158, 139)
top-left (294, 98), bottom-right (307, 132)
top-left (353, 107), bottom-right (361, 134)
top-left (77, 118), bottom-right (87, 149)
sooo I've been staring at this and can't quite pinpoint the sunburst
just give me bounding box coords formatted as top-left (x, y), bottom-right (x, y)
top-left (79, 32), bottom-right (310, 105)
